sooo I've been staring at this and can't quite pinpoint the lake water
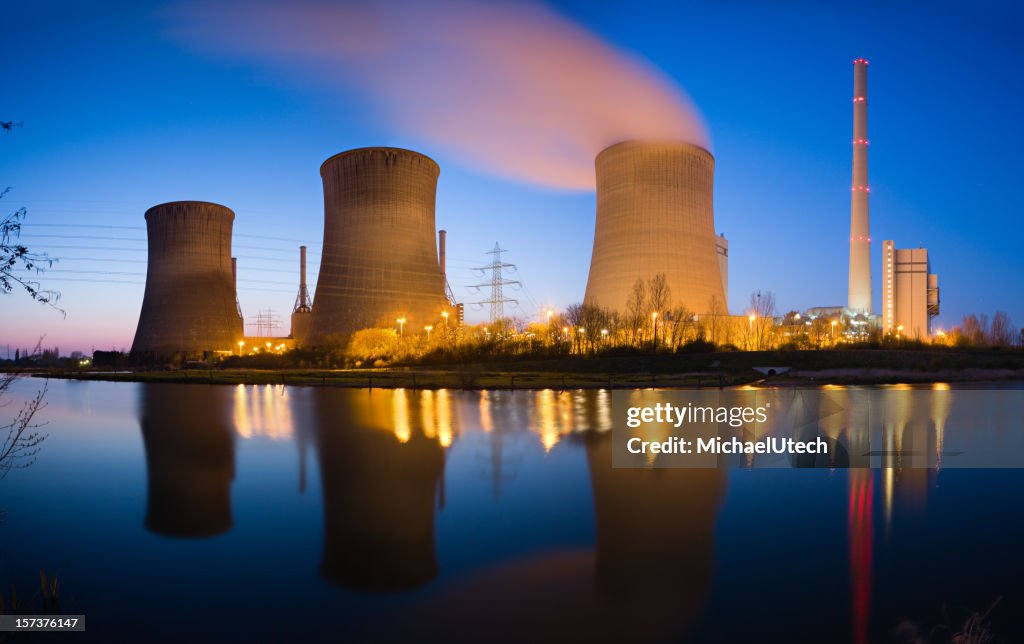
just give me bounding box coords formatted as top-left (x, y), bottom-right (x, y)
top-left (1, 379), bottom-right (1023, 642)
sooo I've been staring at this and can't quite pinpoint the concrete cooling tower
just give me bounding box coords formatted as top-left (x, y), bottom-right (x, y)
top-left (131, 201), bottom-right (243, 358)
top-left (309, 148), bottom-right (447, 344)
top-left (584, 141), bottom-right (726, 314)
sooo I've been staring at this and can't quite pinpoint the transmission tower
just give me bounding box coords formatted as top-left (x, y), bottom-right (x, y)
top-left (469, 243), bottom-right (521, 326)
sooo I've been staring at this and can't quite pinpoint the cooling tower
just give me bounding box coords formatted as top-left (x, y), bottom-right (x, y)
top-left (131, 201), bottom-right (243, 358)
top-left (584, 141), bottom-right (726, 314)
top-left (309, 148), bottom-right (447, 344)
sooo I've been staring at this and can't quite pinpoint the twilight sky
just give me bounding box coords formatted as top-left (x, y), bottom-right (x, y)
top-left (2, 0), bottom-right (1022, 354)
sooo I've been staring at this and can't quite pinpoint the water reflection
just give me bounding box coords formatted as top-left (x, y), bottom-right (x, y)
top-left (233, 384), bottom-right (294, 440)
top-left (311, 388), bottom-right (445, 591)
top-left (128, 382), bottom-right (1023, 640)
top-left (138, 384), bottom-right (236, 537)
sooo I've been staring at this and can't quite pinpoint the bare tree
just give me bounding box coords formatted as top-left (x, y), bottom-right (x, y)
top-left (646, 273), bottom-right (671, 349)
top-left (0, 377), bottom-right (48, 480)
top-left (625, 277), bottom-right (646, 346)
top-left (704, 295), bottom-right (724, 347)
top-left (988, 311), bottom-right (1015, 347)
top-left (961, 314), bottom-right (987, 346)
top-left (748, 290), bottom-right (776, 350)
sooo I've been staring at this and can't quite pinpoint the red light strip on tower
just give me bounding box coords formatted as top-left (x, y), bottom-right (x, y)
top-left (853, 139), bottom-right (869, 145)
top-left (851, 186), bottom-right (871, 192)
top-left (853, 97), bottom-right (866, 102)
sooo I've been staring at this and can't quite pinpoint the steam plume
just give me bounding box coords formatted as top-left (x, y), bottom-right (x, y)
top-left (166, 0), bottom-right (708, 190)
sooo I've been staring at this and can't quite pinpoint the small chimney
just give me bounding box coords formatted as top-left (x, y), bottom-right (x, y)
top-left (438, 230), bottom-right (447, 281)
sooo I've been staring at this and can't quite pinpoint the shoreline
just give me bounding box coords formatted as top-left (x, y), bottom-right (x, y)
top-left (9, 366), bottom-right (1024, 390)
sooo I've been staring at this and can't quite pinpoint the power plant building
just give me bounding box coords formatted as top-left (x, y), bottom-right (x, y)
top-left (882, 240), bottom-right (939, 339)
top-left (131, 201), bottom-right (243, 359)
top-left (584, 140), bottom-right (727, 314)
top-left (715, 233), bottom-right (728, 304)
top-left (309, 148), bottom-right (447, 344)
top-left (848, 58), bottom-right (872, 314)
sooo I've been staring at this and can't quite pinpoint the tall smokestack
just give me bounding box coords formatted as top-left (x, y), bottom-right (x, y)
top-left (438, 230), bottom-right (447, 281)
top-left (848, 58), bottom-right (872, 314)
top-left (300, 245), bottom-right (307, 291)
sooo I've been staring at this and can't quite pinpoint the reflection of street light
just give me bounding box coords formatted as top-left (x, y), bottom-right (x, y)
top-left (651, 311), bottom-right (659, 349)
top-left (425, 324), bottom-right (433, 340)
top-left (397, 317), bottom-right (406, 336)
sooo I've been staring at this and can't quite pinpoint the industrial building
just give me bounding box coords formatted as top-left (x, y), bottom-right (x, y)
top-left (848, 58), bottom-right (872, 315)
top-left (882, 240), bottom-right (939, 339)
top-left (290, 245), bottom-right (312, 344)
top-left (131, 201), bottom-right (243, 359)
top-left (715, 233), bottom-right (729, 304)
top-left (584, 140), bottom-right (727, 314)
top-left (308, 147), bottom-right (448, 344)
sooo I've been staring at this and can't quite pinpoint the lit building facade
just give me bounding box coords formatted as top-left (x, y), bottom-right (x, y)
top-left (882, 240), bottom-right (939, 339)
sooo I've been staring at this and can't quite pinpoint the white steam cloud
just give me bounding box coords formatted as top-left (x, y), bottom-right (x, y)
top-left (166, 0), bottom-right (708, 190)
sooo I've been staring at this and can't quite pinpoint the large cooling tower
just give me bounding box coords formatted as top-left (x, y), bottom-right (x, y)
top-left (131, 201), bottom-right (243, 358)
top-left (584, 141), bottom-right (726, 314)
top-left (309, 148), bottom-right (447, 344)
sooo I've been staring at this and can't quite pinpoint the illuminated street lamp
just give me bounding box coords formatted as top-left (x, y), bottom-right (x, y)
top-left (397, 317), bottom-right (406, 336)
top-left (425, 324), bottom-right (433, 340)
top-left (441, 310), bottom-right (449, 327)
top-left (896, 324), bottom-right (904, 339)
top-left (831, 319), bottom-right (838, 342)
top-left (748, 314), bottom-right (757, 351)
top-left (651, 311), bottom-right (659, 349)
top-left (237, 340), bottom-right (244, 356)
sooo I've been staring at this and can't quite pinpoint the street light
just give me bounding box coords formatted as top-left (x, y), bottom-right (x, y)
top-left (425, 324), bottom-right (433, 340)
top-left (441, 311), bottom-right (449, 327)
top-left (831, 319), bottom-right (838, 342)
top-left (397, 317), bottom-right (406, 336)
top-left (748, 314), bottom-right (757, 351)
top-left (237, 340), bottom-right (244, 356)
top-left (651, 311), bottom-right (659, 349)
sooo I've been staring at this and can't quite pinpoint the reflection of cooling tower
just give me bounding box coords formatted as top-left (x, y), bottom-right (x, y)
top-left (584, 141), bottom-right (726, 314)
top-left (312, 389), bottom-right (445, 590)
top-left (139, 384), bottom-right (235, 537)
top-left (309, 148), bottom-right (447, 343)
top-left (585, 433), bottom-right (722, 605)
top-left (131, 201), bottom-right (242, 357)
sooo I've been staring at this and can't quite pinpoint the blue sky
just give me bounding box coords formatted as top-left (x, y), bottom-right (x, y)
top-left (2, 1), bottom-right (1021, 353)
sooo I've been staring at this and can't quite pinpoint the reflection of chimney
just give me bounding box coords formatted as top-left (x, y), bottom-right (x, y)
top-left (438, 229), bottom-right (447, 281)
top-left (300, 245), bottom-right (307, 291)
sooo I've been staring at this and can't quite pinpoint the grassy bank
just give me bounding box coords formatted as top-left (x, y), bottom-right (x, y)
top-left (11, 347), bottom-right (1024, 389)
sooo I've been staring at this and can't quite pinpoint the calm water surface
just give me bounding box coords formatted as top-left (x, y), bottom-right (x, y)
top-left (1, 379), bottom-right (1023, 643)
